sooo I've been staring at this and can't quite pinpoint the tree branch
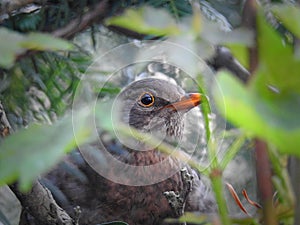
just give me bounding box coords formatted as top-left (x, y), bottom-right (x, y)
top-left (207, 46), bottom-right (250, 83)
top-left (0, 101), bottom-right (13, 137)
top-left (0, 0), bottom-right (44, 15)
top-left (10, 182), bottom-right (75, 225)
top-left (51, 0), bottom-right (108, 39)
top-left (290, 33), bottom-right (300, 225)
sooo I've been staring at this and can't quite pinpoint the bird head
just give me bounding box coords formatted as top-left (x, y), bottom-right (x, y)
top-left (114, 78), bottom-right (202, 140)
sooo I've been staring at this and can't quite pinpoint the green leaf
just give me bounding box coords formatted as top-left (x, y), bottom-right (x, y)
top-left (165, 212), bottom-right (208, 224)
top-left (20, 32), bottom-right (74, 51)
top-left (214, 71), bottom-right (300, 156)
top-left (272, 4), bottom-right (300, 39)
top-left (94, 102), bottom-right (114, 132)
top-left (0, 28), bottom-right (73, 69)
top-left (0, 108), bottom-right (92, 191)
top-left (191, 2), bottom-right (202, 34)
top-left (257, 12), bottom-right (300, 94)
top-left (106, 6), bottom-right (180, 36)
top-left (225, 43), bottom-right (249, 69)
top-left (0, 28), bottom-right (25, 68)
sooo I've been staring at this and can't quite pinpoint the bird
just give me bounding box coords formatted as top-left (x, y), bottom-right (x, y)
top-left (43, 77), bottom-right (217, 225)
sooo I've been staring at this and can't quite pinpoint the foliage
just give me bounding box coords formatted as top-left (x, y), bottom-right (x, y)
top-left (215, 9), bottom-right (300, 155)
top-left (99, 3), bottom-right (300, 225)
top-left (0, 107), bottom-right (93, 191)
top-left (0, 1), bottom-right (299, 225)
top-left (213, 5), bottom-right (300, 225)
top-left (106, 7), bottom-right (180, 36)
top-left (0, 28), bottom-right (73, 68)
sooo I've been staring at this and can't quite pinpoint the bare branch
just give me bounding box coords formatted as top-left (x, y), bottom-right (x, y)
top-left (0, 0), bottom-right (44, 15)
top-left (51, 0), bottom-right (108, 39)
top-left (207, 46), bottom-right (250, 84)
top-left (0, 101), bottom-right (13, 137)
top-left (288, 157), bottom-right (300, 225)
top-left (10, 182), bottom-right (75, 225)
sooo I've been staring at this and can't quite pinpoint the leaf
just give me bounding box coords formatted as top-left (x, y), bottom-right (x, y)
top-left (0, 28), bottom-right (73, 69)
top-left (191, 2), bottom-right (202, 34)
top-left (106, 6), bottom-right (180, 36)
top-left (0, 108), bottom-right (93, 191)
top-left (225, 43), bottom-right (249, 69)
top-left (94, 101), bottom-right (114, 132)
top-left (203, 27), bottom-right (254, 46)
top-left (0, 28), bottom-right (25, 68)
top-left (214, 15), bottom-right (300, 157)
top-left (272, 4), bottom-right (300, 39)
top-left (257, 12), bottom-right (300, 94)
top-left (20, 32), bottom-right (74, 51)
top-left (164, 212), bottom-right (208, 224)
top-left (214, 71), bottom-right (300, 156)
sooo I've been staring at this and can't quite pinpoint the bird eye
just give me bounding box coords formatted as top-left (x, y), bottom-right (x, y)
top-left (139, 92), bottom-right (154, 107)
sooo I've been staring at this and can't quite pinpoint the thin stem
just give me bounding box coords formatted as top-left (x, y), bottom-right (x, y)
top-left (117, 124), bottom-right (208, 174)
top-left (210, 168), bottom-right (231, 225)
top-left (255, 139), bottom-right (277, 225)
top-left (219, 133), bottom-right (247, 170)
top-left (207, 138), bottom-right (231, 225)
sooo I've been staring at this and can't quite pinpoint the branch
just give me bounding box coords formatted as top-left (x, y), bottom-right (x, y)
top-left (0, 101), bottom-right (13, 137)
top-left (13, 0), bottom-right (109, 62)
top-left (51, 0), bottom-right (108, 39)
top-left (291, 21), bottom-right (300, 225)
top-left (0, 0), bottom-right (44, 15)
top-left (10, 182), bottom-right (75, 225)
top-left (288, 157), bottom-right (300, 225)
top-left (0, 102), bottom-right (75, 225)
top-left (242, 0), bottom-right (258, 76)
top-left (106, 25), bottom-right (161, 40)
top-left (207, 46), bottom-right (250, 84)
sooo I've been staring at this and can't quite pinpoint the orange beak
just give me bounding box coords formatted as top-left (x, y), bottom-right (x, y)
top-left (164, 93), bottom-right (202, 112)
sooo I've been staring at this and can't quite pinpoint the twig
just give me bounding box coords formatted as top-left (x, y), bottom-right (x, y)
top-left (242, 0), bottom-right (258, 77)
top-left (106, 25), bottom-right (159, 40)
top-left (288, 157), bottom-right (300, 225)
top-left (255, 139), bottom-right (277, 225)
top-left (0, 101), bottom-right (13, 137)
top-left (290, 21), bottom-right (300, 224)
top-left (14, 0), bottom-right (109, 62)
top-left (210, 168), bottom-right (231, 225)
top-left (51, 0), bottom-right (108, 39)
top-left (0, 0), bottom-right (44, 15)
top-left (10, 182), bottom-right (75, 225)
top-left (207, 46), bottom-right (250, 84)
